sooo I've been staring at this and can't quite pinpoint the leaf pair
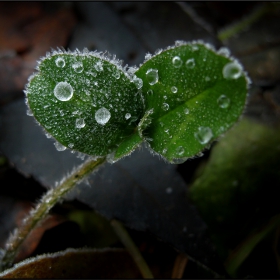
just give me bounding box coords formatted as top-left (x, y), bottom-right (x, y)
top-left (26, 41), bottom-right (250, 163)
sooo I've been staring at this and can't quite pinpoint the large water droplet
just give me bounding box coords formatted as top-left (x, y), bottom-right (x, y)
top-left (55, 57), bottom-right (65, 68)
top-left (172, 56), bottom-right (182, 68)
top-left (76, 118), bottom-right (85, 128)
top-left (186, 58), bottom-right (195, 69)
top-left (162, 103), bottom-right (169, 111)
top-left (171, 86), bottom-right (177, 93)
top-left (217, 95), bottom-right (230, 108)
top-left (95, 107), bottom-right (111, 125)
top-left (194, 127), bottom-right (213, 144)
top-left (125, 113), bottom-right (131, 120)
top-left (223, 62), bottom-right (242, 79)
top-left (72, 62), bottom-right (83, 73)
top-left (54, 142), bottom-right (66, 151)
top-left (146, 69), bottom-right (159, 85)
top-left (133, 76), bottom-right (143, 89)
top-left (176, 146), bottom-right (184, 156)
top-left (54, 82), bottom-right (73, 101)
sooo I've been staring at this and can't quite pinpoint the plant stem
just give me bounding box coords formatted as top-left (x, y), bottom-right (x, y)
top-left (111, 219), bottom-right (154, 279)
top-left (0, 156), bottom-right (106, 271)
top-left (171, 253), bottom-right (188, 278)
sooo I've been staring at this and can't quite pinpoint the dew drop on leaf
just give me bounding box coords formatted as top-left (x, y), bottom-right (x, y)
top-left (54, 142), bottom-right (67, 151)
top-left (162, 103), bottom-right (169, 111)
top-left (205, 76), bottom-right (210, 82)
top-left (68, 143), bottom-right (74, 148)
top-left (94, 61), bottom-right (103, 72)
top-left (176, 146), bottom-right (184, 156)
top-left (54, 82), bottom-right (74, 101)
top-left (194, 126), bottom-right (213, 144)
top-left (171, 86), bottom-right (177, 93)
top-left (217, 95), bottom-right (230, 108)
top-left (125, 113), bottom-right (131, 120)
top-left (95, 107), bottom-right (111, 125)
top-left (113, 71), bottom-right (120, 79)
top-left (26, 108), bottom-right (33, 116)
top-left (76, 118), bottom-right (86, 128)
top-left (133, 76), bottom-right (143, 89)
top-left (184, 108), bottom-right (189, 114)
top-left (55, 57), bottom-right (65, 68)
top-left (186, 58), bottom-right (195, 69)
top-left (147, 89), bottom-right (153, 95)
top-left (223, 62), bottom-right (242, 79)
top-left (72, 62), bottom-right (83, 73)
top-left (172, 56), bottom-right (182, 68)
top-left (145, 69), bottom-right (159, 85)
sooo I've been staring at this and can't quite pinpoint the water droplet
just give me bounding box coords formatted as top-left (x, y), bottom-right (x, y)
top-left (113, 71), bottom-right (120, 79)
top-left (172, 56), bottom-right (182, 68)
top-left (171, 86), bottom-right (177, 93)
top-left (54, 82), bottom-right (73, 101)
top-left (55, 57), bottom-right (65, 68)
top-left (94, 61), bottom-right (103, 72)
top-left (147, 89), bottom-right (153, 95)
top-left (26, 108), bottom-right (33, 116)
top-left (133, 76), bottom-right (143, 89)
top-left (217, 95), bottom-right (230, 108)
top-left (95, 107), bottom-right (111, 125)
top-left (166, 187), bottom-right (173, 194)
top-left (223, 62), bottom-right (242, 79)
top-left (194, 127), bottom-right (213, 144)
top-left (184, 108), bottom-right (189, 114)
top-left (68, 143), bottom-right (74, 148)
top-left (186, 58), bottom-right (195, 69)
top-left (162, 148), bottom-right (167, 154)
top-left (162, 103), bottom-right (169, 111)
top-left (146, 69), bottom-right (159, 85)
top-left (54, 142), bottom-right (66, 151)
top-left (45, 133), bottom-right (52, 139)
top-left (191, 45), bottom-right (199, 51)
top-left (76, 118), bottom-right (85, 128)
top-left (72, 61), bottom-right (83, 73)
top-left (176, 146), bottom-right (184, 156)
top-left (125, 113), bottom-right (131, 120)
top-left (205, 76), bottom-right (210, 82)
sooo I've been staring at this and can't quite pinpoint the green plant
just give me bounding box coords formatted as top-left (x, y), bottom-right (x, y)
top-left (0, 40), bottom-right (250, 276)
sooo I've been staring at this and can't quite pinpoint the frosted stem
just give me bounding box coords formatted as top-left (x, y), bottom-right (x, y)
top-left (0, 156), bottom-right (106, 271)
top-left (111, 219), bottom-right (154, 279)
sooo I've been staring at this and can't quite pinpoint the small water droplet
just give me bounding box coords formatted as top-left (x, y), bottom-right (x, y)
top-left (223, 62), bottom-right (242, 79)
top-left (162, 148), bottom-right (167, 154)
top-left (147, 89), bottom-right (153, 95)
top-left (133, 76), bottom-right (143, 89)
top-left (26, 108), bottom-right (33, 116)
top-left (76, 118), bottom-right (85, 128)
top-left (172, 56), bottom-right (182, 68)
top-left (194, 127), bottom-right (213, 144)
top-left (125, 113), bottom-right (131, 120)
top-left (191, 45), bottom-right (199, 51)
top-left (171, 86), bottom-right (177, 93)
top-left (68, 143), bottom-right (74, 148)
top-left (94, 61), bottom-right (103, 72)
top-left (176, 146), bottom-right (184, 156)
top-left (54, 82), bottom-right (73, 101)
top-left (186, 58), bottom-right (195, 69)
top-left (217, 95), bottom-right (230, 108)
top-left (95, 107), bottom-right (111, 125)
top-left (72, 62), bottom-right (83, 73)
top-left (205, 76), bottom-right (210, 82)
top-left (162, 103), bottom-right (169, 111)
top-left (146, 69), bottom-right (159, 85)
top-left (55, 57), bottom-right (65, 68)
top-left (54, 142), bottom-right (66, 151)
top-left (113, 71), bottom-right (120, 79)
top-left (184, 108), bottom-right (189, 114)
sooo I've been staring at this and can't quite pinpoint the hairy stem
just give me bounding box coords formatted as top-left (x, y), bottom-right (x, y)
top-left (111, 219), bottom-right (154, 279)
top-left (0, 156), bottom-right (106, 271)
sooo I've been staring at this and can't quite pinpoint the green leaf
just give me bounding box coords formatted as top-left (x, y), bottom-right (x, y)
top-left (135, 41), bottom-right (250, 163)
top-left (26, 49), bottom-right (144, 157)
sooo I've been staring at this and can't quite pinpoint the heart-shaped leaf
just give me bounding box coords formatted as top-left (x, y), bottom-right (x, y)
top-left (135, 41), bottom-right (250, 163)
top-left (26, 49), bottom-right (144, 157)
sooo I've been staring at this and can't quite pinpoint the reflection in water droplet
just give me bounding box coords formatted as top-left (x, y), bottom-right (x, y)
top-left (55, 57), bottom-right (65, 68)
top-left (186, 58), bottom-right (195, 69)
top-left (172, 56), bottom-right (182, 68)
top-left (184, 108), bottom-right (189, 114)
top-left (146, 69), bottom-right (159, 85)
top-left (54, 82), bottom-right (73, 101)
top-left (54, 142), bottom-right (66, 151)
top-left (194, 127), bottom-right (213, 144)
top-left (125, 113), bottom-right (131, 120)
top-left (176, 146), bottom-right (184, 156)
top-left (223, 62), bottom-right (242, 79)
top-left (171, 86), bottom-right (177, 93)
top-left (217, 95), bottom-right (230, 108)
top-left (76, 118), bottom-right (85, 128)
top-left (95, 107), bottom-right (111, 125)
top-left (72, 62), bottom-right (83, 73)
top-left (162, 103), bottom-right (169, 111)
